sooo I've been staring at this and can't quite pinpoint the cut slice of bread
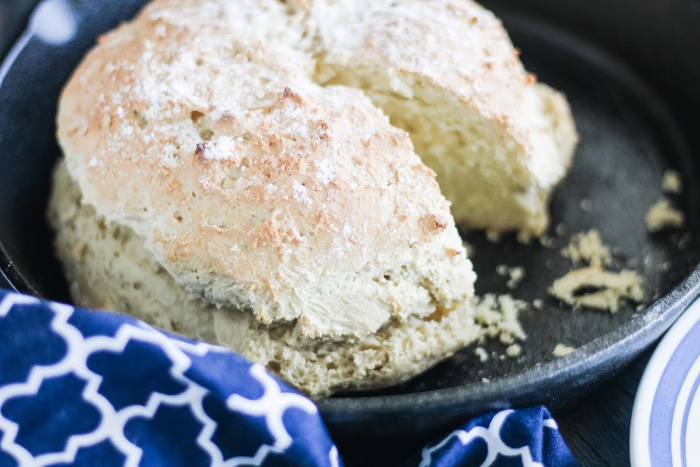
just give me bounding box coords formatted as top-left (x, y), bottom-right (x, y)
top-left (49, 161), bottom-right (480, 397)
top-left (310, 0), bottom-right (577, 238)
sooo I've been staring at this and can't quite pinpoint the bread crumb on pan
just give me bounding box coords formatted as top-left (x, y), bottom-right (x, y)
top-left (662, 169), bottom-right (683, 194)
top-left (538, 235), bottom-right (557, 248)
top-left (462, 239), bottom-right (475, 257)
top-left (552, 343), bottom-right (575, 357)
top-left (496, 265), bottom-right (526, 290)
top-left (473, 293), bottom-right (527, 343)
top-left (561, 229), bottom-right (611, 268)
top-left (548, 267), bottom-right (644, 313)
top-left (579, 198), bottom-right (593, 212)
top-left (505, 343), bottom-right (522, 358)
top-left (474, 347), bottom-right (489, 362)
top-left (554, 227), bottom-right (647, 313)
top-left (555, 223), bottom-right (566, 237)
top-left (646, 199), bottom-right (685, 232)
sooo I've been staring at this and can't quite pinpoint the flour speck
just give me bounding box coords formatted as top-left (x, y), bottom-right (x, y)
top-left (293, 181), bottom-right (312, 207)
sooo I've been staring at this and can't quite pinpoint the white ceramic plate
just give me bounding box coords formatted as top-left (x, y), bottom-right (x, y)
top-left (631, 298), bottom-right (700, 466)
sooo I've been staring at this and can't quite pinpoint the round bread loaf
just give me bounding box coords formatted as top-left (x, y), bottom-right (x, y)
top-left (49, 161), bottom-right (480, 397)
top-left (51, 0), bottom-right (577, 395)
top-left (57, 0), bottom-right (475, 340)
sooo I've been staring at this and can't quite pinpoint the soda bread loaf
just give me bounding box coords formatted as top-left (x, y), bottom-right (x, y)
top-left (49, 161), bottom-right (480, 397)
top-left (50, 0), bottom-right (576, 395)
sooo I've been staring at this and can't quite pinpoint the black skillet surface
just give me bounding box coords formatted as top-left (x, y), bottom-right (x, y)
top-left (1, 0), bottom-right (700, 438)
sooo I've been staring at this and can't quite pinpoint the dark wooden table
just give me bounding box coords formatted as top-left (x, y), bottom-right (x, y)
top-left (554, 351), bottom-right (650, 466)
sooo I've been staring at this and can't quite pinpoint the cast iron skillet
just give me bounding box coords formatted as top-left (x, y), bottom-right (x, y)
top-left (1, 0), bottom-right (700, 438)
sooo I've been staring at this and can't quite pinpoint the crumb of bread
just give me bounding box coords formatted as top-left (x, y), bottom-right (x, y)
top-left (506, 267), bottom-right (525, 289)
top-left (506, 344), bottom-right (522, 358)
top-left (553, 343), bottom-right (575, 357)
top-left (554, 229), bottom-right (641, 313)
top-left (499, 333), bottom-right (515, 345)
top-left (538, 236), bottom-right (556, 248)
top-left (646, 199), bottom-right (685, 232)
top-left (474, 293), bottom-right (527, 342)
top-left (516, 231), bottom-right (534, 245)
top-left (562, 229), bottom-right (612, 268)
top-left (471, 293), bottom-right (528, 364)
top-left (548, 267), bottom-right (644, 313)
top-left (643, 254), bottom-right (653, 268)
top-left (555, 223), bottom-right (566, 237)
top-left (678, 233), bottom-right (691, 249)
top-left (533, 299), bottom-right (544, 310)
top-left (486, 230), bottom-right (502, 243)
top-left (662, 170), bottom-right (683, 194)
top-left (580, 198), bottom-right (592, 212)
top-left (462, 239), bottom-right (474, 257)
top-left (496, 265), bottom-right (526, 289)
top-left (474, 347), bottom-right (489, 362)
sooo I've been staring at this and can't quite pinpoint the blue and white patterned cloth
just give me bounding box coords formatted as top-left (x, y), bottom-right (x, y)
top-left (0, 289), bottom-right (577, 466)
top-left (418, 407), bottom-right (578, 467)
